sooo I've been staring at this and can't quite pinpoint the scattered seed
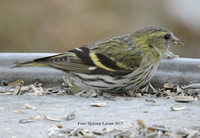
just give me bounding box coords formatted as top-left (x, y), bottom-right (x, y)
top-left (5, 128), bottom-right (14, 131)
top-left (55, 104), bottom-right (61, 108)
top-left (56, 125), bottom-right (63, 128)
top-left (113, 132), bottom-right (130, 137)
top-left (187, 89), bottom-right (200, 95)
top-left (144, 130), bottom-right (158, 137)
top-left (143, 110), bottom-right (148, 113)
top-left (0, 92), bottom-right (12, 95)
top-left (12, 110), bottom-right (23, 113)
top-left (187, 130), bottom-right (199, 138)
top-left (177, 85), bottom-right (184, 92)
top-left (19, 119), bottom-right (34, 123)
top-left (0, 87), bottom-right (7, 93)
top-left (174, 96), bottom-right (195, 102)
top-left (73, 127), bottom-right (85, 137)
top-left (90, 102), bottom-right (106, 107)
top-left (136, 119), bottom-right (146, 129)
top-left (31, 85), bottom-right (43, 95)
top-left (65, 111), bottom-right (75, 120)
top-left (108, 114), bottom-right (115, 117)
top-left (0, 107), bottom-right (4, 111)
top-left (62, 76), bottom-right (68, 85)
top-left (148, 126), bottom-right (171, 132)
top-left (38, 86), bottom-right (44, 93)
top-left (44, 114), bottom-right (61, 122)
top-left (3, 77), bottom-right (200, 137)
top-left (45, 119), bottom-right (200, 137)
top-left (164, 90), bottom-right (175, 96)
top-left (87, 89), bottom-right (98, 98)
top-left (171, 106), bottom-right (189, 111)
top-left (25, 104), bottom-right (37, 111)
top-left (69, 85), bottom-right (84, 94)
top-left (136, 93), bottom-right (142, 97)
top-left (33, 81), bottom-right (42, 87)
top-left (164, 81), bottom-right (174, 89)
top-left (20, 86), bottom-right (31, 92)
top-left (30, 116), bottom-right (41, 121)
top-left (149, 83), bottom-right (158, 93)
top-left (7, 80), bottom-right (24, 88)
top-left (66, 76), bottom-right (73, 86)
top-left (12, 86), bottom-right (21, 95)
top-left (60, 128), bottom-right (72, 134)
top-left (182, 83), bottom-right (200, 89)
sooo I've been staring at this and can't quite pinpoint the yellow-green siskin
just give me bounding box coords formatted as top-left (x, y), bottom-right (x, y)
top-left (13, 26), bottom-right (183, 93)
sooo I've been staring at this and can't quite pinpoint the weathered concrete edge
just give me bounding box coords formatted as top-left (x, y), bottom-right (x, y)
top-left (0, 53), bottom-right (200, 88)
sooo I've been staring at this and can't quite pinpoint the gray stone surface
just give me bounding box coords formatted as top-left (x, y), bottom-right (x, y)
top-left (1, 53), bottom-right (200, 88)
top-left (0, 95), bottom-right (199, 138)
top-left (1, 53), bottom-right (200, 137)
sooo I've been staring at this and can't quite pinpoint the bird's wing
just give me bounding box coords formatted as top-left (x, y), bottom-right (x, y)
top-left (13, 40), bottom-right (142, 76)
top-left (88, 38), bottom-right (143, 76)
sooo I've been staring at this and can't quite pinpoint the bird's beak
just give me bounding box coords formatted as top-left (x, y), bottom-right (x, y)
top-left (171, 36), bottom-right (184, 45)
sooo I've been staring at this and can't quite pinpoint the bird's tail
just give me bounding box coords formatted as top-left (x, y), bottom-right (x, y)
top-left (11, 61), bottom-right (48, 68)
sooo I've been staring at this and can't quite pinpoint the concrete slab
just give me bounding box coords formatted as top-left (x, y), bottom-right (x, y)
top-left (1, 53), bottom-right (200, 137)
top-left (0, 95), bottom-right (199, 138)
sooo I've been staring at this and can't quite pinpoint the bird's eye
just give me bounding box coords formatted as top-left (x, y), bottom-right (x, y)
top-left (163, 34), bottom-right (170, 40)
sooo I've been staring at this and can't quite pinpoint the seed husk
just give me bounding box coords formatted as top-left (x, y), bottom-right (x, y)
top-left (31, 85), bottom-right (43, 95)
top-left (12, 110), bottom-right (24, 113)
top-left (69, 85), bottom-right (84, 94)
top-left (44, 114), bottom-right (61, 122)
top-left (25, 104), bottom-right (37, 111)
top-left (65, 111), bottom-right (75, 120)
top-left (182, 83), bottom-right (200, 89)
top-left (90, 102), bottom-right (106, 107)
top-left (19, 119), bottom-right (34, 123)
top-left (7, 80), bottom-right (24, 88)
top-left (0, 107), bottom-right (4, 111)
top-left (136, 119), bottom-right (146, 129)
top-left (0, 87), bottom-right (7, 93)
top-left (171, 106), bottom-right (189, 111)
top-left (164, 81), bottom-right (174, 89)
top-left (12, 86), bottom-right (21, 95)
top-left (30, 116), bottom-right (41, 121)
top-left (174, 96), bottom-right (195, 102)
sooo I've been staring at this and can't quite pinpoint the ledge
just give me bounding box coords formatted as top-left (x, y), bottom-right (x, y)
top-left (0, 53), bottom-right (200, 88)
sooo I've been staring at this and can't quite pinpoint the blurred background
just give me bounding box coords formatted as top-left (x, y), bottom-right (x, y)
top-left (0, 0), bottom-right (200, 58)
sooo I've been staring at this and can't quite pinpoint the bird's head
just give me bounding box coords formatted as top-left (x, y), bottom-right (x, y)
top-left (132, 26), bottom-right (184, 58)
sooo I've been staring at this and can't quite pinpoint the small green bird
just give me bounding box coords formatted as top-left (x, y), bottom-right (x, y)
top-left (13, 26), bottom-right (183, 93)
